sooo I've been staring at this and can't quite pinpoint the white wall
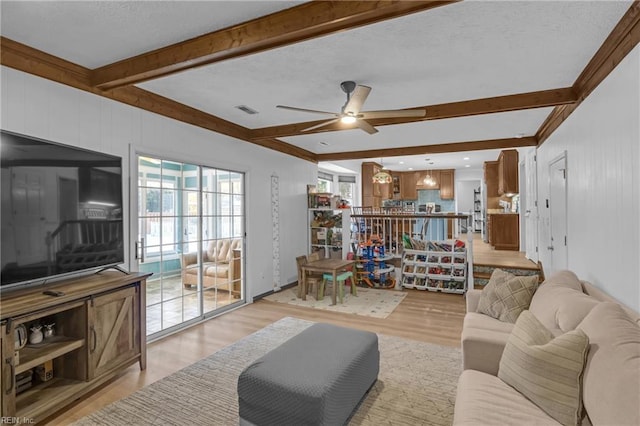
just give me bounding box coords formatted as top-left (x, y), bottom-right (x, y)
top-left (536, 46), bottom-right (640, 311)
top-left (1, 66), bottom-right (317, 299)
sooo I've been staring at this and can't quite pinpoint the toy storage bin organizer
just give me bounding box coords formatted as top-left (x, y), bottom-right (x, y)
top-left (400, 240), bottom-right (467, 294)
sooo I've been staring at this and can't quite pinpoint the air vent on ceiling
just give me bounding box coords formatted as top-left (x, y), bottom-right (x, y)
top-left (235, 105), bottom-right (259, 115)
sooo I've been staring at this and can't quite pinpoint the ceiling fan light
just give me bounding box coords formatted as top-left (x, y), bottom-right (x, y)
top-left (341, 115), bottom-right (357, 124)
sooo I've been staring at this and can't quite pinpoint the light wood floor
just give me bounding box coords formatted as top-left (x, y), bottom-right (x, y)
top-left (46, 238), bottom-right (534, 425)
top-left (469, 232), bottom-right (538, 269)
top-left (44, 289), bottom-right (465, 425)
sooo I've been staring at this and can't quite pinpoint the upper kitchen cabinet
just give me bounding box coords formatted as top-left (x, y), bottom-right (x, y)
top-left (498, 150), bottom-right (519, 196)
top-left (484, 160), bottom-right (500, 209)
top-left (439, 169), bottom-right (455, 200)
top-left (400, 171), bottom-right (418, 200)
top-left (362, 161), bottom-right (393, 206)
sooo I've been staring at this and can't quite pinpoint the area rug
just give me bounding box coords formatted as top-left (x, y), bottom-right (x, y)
top-left (74, 317), bottom-right (461, 426)
top-left (263, 285), bottom-right (407, 318)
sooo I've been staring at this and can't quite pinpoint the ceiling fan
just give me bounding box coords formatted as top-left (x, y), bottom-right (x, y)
top-left (276, 81), bottom-right (426, 135)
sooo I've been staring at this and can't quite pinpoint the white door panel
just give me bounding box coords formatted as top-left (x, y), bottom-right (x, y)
top-left (524, 151), bottom-right (538, 262)
top-left (548, 154), bottom-right (568, 272)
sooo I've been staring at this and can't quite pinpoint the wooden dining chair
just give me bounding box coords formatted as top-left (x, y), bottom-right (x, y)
top-left (296, 255), bottom-right (324, 300)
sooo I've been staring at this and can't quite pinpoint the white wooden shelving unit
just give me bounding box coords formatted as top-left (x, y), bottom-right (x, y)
top-left (308, 208), bottom-right (351, 259)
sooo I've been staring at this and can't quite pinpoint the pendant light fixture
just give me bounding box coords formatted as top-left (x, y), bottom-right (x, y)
top-left (372, 158), bottom-right (393, 184)
top-left (422, 158), bottom-right (436, 186)
top-left (423, 171), bottom-right (436, 187)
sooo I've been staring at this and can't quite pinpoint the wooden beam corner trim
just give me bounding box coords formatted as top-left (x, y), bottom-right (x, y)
top-left (91, 1), bottom-right (458, 90)
top-left (1, 36), bottom-right (92, 88)
top-left (250, 88), bottom-right (577, 141)
top-left (316, 137), bottom-right (538, 162)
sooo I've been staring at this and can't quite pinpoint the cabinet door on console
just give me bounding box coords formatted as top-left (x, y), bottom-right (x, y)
top-left (1, 322), bottom-right (16, 417)
top-left (87, 286), bottom-right (140, 379)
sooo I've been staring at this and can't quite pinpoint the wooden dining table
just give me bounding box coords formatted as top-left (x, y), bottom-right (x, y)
top-left (301, 258), bottom-right (355, 306)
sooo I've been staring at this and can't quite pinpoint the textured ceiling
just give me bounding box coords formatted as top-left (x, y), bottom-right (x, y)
top-left (0, 1), bottom-right (633, 172)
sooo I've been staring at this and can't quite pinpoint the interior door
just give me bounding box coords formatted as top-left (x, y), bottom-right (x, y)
top-left (524, 151), bottom-right (538, 262)
top-left (548, 154), bottom-right (568, 272)
top-left (11, 168), bottom-right (47, 266)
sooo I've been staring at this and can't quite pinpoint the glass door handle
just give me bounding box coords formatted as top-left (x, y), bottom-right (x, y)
top-left (135, 238), bottom-right (145, 263)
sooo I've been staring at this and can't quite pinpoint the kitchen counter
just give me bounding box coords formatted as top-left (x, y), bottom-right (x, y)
top-left (487, 209), bottom-right (518, 214)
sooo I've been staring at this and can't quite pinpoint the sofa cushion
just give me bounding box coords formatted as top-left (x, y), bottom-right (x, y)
top-left (498, 310), bottom-right (589, 426)
top-left (529, 284), bottom-right (600, 333)
top-left (464, 312), bottom-right (515, 333)
top-left (477, 269), bottom-right (539, 323)
top-left (453, 370), bottom-right (561, 425)
top-left (538, 270), bottom-right (584, 291)
top-left (461, 325), bottom-right (511, 376)
top-left (579, 302), bottom-right (640, 426)
top-left (204, 264), bottom-right (230, 278)
top-left (206, 239), bottom-right (241, 263)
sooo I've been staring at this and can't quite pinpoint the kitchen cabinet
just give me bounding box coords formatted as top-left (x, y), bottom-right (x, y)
top-left (439, 169), bottom-right (455, 200)
top-left (498, 149), bottom-right (519, 195)
top-left (484, 161), bottom-right (500, 209)
top-left (380, 177), bottom-right (392, 200)
top-left (400, 171), bottom-right (418, 200)
top-left (362, 162), bottom-right (385, 207)
top-left (488, 213), bottom-right (519, 251)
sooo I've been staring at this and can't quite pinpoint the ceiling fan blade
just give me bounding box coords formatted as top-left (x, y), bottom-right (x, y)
top-left (355, 119), bottom-right (378, 135)
top-left (301, 118), bottom-right (342, 132)
top-left (343, 85), bottom-right (371, 115)
top-left (359, 109), bottom-right (426, 119)
top-left (276, 105), bottom-right (338, 116)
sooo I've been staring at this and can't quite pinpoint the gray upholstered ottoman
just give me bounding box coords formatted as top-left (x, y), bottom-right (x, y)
top-left (237, 323), bottom-right (379, 426)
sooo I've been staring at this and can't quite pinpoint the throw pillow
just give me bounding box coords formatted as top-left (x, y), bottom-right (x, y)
top-left (477, 268), bottom-right (539, 323)
top-left (498, 310), bottom-right (590, 426)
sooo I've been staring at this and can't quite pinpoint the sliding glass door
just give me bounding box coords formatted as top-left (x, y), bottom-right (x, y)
top-left (136, 156), bottom-right (245, 338)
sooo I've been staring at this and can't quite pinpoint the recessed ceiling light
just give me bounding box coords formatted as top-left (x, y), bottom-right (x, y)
top-left (399, 161), bottom-right (404, 164)
top-left (463, 157), bottom-right (470, 160)
top-left (465, 164), bottom-right (471, 168)
top-left (408, 167), bottom-right (414, 170)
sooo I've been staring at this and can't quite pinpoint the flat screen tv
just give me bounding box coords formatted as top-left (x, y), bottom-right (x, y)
top-left (1, 131), bottom-right (124, 293)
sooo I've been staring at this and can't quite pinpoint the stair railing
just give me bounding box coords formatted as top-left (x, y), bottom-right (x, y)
top-left (350, 208), bottom-right (474, 289)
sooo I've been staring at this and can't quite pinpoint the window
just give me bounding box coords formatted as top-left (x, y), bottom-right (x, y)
top-left (317, 171), bottom-right (333, 193)
top-left (339, 175), bottom-right (356, 206)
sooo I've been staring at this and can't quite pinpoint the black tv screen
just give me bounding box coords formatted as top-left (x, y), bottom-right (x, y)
top-left (1, 131), bottom-right (124, 291)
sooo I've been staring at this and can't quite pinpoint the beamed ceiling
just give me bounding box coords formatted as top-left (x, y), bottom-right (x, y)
top-left (1, 1), bottom-right (639, 173)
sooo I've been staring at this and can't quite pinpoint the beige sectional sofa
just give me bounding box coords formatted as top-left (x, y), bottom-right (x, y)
top-left (181, 238), bottom-right (242, 292)
top-left (454, 270), bottom-right (640, 425)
